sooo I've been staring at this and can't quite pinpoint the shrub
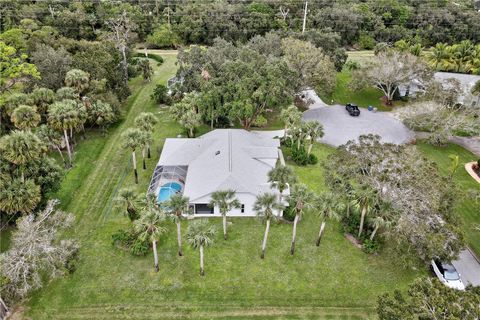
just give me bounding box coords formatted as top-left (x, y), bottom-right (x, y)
top-left (282, 205), bottom-right (296, 221)
top-left (215, 115), bottom-right (231, 128)
top-left (133, 52), bottom-right (164, 65)
top-left (147, 24), bottom-right (181, 49)
top-left (151, 84), bottom-right (171, 104)
top-left (358, 33), bottom-right (375, 50)
top-left (111, 228), bottom-right (149, 256)
top-left (426, 131), bottom-right (449, 147)
top-left (252, 115), bottom-right (267, 127)
top-left (362, 238), bottom-right (381, 254)
top-left (291, 145), bottom-right (318, 166)
top-left (341, 211), bottom-right (361, 235)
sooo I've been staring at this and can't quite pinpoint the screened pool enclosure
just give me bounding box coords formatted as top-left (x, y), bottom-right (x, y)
top-left (147, 165), bottom-right (187, 203)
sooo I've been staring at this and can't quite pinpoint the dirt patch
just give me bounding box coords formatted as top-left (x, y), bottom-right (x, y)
top-left (345, 233), bottom-right (363, 249)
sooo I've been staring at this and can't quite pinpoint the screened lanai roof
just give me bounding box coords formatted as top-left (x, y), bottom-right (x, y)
top-left (147, 165), bottom-right (187, 195)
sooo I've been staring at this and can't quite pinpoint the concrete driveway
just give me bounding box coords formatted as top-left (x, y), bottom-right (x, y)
top-left (303, 105), bottom-right (414, 147)
top-left (452, 248), bottom-right (480, 287)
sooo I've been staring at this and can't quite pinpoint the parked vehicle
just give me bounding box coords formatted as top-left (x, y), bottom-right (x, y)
top-left (430, 259), bottom-right (465, 290)
top-left (346, 103), bottom-right (360, 116)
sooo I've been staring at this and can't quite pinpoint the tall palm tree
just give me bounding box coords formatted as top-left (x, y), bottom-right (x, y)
top-left (0, 177), bottom-right (41, 215)
top-left (287, 183), bottom-right (315, 255)
top-left (47, 99), bottom-right (82, 167)
top-left (187, 219), bottom-right (216, 276)
top-left (140, 130), bottom-right (151, 170)
top-left (164, 194), bottom-right (190, 256)
top-left (114, 188), bottom-right (140, 221)
top-left (253, 193), bottom-right (283, 259)
top-left (304, 120), bottom-right (324, 157)
top-left (268, 165), bottom-right (297, 213)
top-left (355, 186), bottom-right (378, 239)
top-left (65, 69), bottom-right (90, 95)
top-left (0, 130), bottom-right (46, 182)
top-left (280, 105), bottom-right (302, 139)
top-left (11, 105), bottom-right (41, 131)
top-left (121, 128), bottom-right (145, 184)
top-left (314, 192), bottom-right (344, 247)
top-left (134, 112), bottom-right (158, 158)
top-left (209, 189), bottom-right (241, 240)
top-left (134, 208), bottom-right (167, 272)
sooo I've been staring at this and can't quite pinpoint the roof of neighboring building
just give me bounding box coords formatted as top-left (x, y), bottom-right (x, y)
top-left (157, 129), bottom-right (281, 202)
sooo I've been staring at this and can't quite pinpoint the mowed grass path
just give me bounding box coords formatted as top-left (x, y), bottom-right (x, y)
top-left (26, 52), bottom-right (421, 319)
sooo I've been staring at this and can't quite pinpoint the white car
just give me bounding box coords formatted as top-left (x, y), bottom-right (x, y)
top-left (431, 259), bottom-right (466, 291)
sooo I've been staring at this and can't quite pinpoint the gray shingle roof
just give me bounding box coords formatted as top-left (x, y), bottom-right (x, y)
top-left (157, 129), bottom-right (281, 202)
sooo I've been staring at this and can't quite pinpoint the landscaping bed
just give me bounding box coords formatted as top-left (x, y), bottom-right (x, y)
top-left (465, 161), bottom-right (480, 183)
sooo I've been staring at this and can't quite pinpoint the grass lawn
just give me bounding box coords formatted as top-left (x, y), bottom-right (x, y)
top-left (23, 51), bottom-right (423, 319)
top-left (417, 142), bottom-right (480, 256)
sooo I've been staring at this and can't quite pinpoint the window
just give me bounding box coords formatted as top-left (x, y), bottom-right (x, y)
top-left (241, 204), bottom-right (245, 213)
top-left (195, 204), bottom-right (214, 214)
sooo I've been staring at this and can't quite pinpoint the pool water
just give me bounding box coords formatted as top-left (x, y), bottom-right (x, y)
top-left (157, 182), bottom-right (182, 202)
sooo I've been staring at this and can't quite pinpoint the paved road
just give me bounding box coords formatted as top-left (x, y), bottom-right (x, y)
top-left (452, 248), bottom-right (480, 287)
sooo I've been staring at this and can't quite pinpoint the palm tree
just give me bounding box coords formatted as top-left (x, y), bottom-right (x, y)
top-left (47, 99), bottom-right (82, 167)
top-left (187, 219), bottom-right (216, 276)
top-left (134, 208), bottom-right (167, 272)
top-left (65, 69), bottom-right (90, 95)
top-left (253, 193), bottom-right (283, 259)
top-left (0, 177), bottom-right (41, 215)
top-left (280, 105), bottom-right (302, 139)
top-left (268, 165), bottom-right (297, 213)
top-left (355, 186), bottom-right (378, 239)
top-left (164, 194), bottom-right (190, 256)
top-left (121, 128), bottom-right (145, 184)
top-left (36, 124), bottom-right (66, 166)
top-left (0, 130), bottom-right (46, 182)
top-left (304, 120), bottom-right (324, 157)
top-left (287, 183), bottom-right (315, 255)
top-left (369, 201), bottom-right (395, 241)
top-left (429, 43), bottom-right (449, 70)
top-left (209, 190), bottom-right (241, 240)
top-left (31, 87), bottom-right (55, 117)
top-left (11, 105), bottom-right (41, 131)
top-left (453, 40), bottom-right (474, 73)
top-left (314, 192), bottom-right (344, 246)
top-left (134, 112), bottom-right (158, 158)
top-left (114, 188), bottom-right (140, 221)
top-left (140, 130), bottom-right (151, 170)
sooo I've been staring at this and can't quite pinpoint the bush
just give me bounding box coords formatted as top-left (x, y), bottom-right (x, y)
top-left (358, 33), bottom-right (375, 50)
top-left (134, 52), bottom-right (164, 65)
top-left (151, 84), bottom-right (171, 104)
top-left (215, 115), bottom-right (231, 128)
top-left (291, 145), bottom-right (317, 166)
top-left (146, 24), bottom-right (181, 49)
top-left (111, 229), bottom-right (149, 256)
top-left (426, 131), bottom-right (449, 147)
top-left (341, 211), bottom-right (361, 235)
top-left (252, 115), bottom-right (267, 127)
top-left (362, 238), bottom-right (381, 254)
top-left (282, 206), bottom-right (296, 221)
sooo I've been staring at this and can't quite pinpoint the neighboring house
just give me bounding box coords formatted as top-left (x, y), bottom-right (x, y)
top-left (399, 72), bottom-right (480, 106)
top-left (147, 129), bottom-right (288, 217)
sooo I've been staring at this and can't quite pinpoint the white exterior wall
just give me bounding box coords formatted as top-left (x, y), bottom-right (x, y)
top-left (191, 192), bottom-right (283, 217)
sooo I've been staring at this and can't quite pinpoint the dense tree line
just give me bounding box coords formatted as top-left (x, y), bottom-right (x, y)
top-left (1, 1), bottom-right (479, 49)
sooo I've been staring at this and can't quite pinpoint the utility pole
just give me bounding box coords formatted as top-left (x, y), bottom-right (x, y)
top-left (302, 1), bottom-right (308, 34)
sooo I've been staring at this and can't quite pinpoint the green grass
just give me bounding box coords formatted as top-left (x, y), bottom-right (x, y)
top-left (321, 71), bottom-right (386, 111)
top-left (416, 142), bottom-right (480, 256)
top-left (23, 51), bottom-right (423, 319)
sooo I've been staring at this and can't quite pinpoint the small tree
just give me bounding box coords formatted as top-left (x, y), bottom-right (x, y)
top-left (187, 219), bottom-right (216, 276)
top-left (287, 184), bottom-right (315, 255)
top-left (137, 59), bottom-right (153, 82)
top-left (209, 190), bottom-right (241, 240)
top-left (253, 193), bottom-right (283, 259)
top-left (304, 120), bottom-right (324, 156)
top-left (11, 105), bottom-right (41, 131)
top-left (164, 194), bottom-right (190, 256)
top-left (280, 105), bottom-right (302, 140)
top-left (134, 208), bottom-right (166, 272)
top-left (65, 69), bottom-right (90, 95)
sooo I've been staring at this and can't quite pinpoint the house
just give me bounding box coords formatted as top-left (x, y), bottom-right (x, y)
top-left (399, 72), bottom-right (480, 106)
top-left (147, 129), bottom-right (288, 217)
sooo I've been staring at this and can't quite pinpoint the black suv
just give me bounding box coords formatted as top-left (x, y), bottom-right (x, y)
top-left (346, 103), bottom-right (360, 116)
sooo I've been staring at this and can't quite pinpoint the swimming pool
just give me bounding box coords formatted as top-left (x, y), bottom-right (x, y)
top-left (157, 182), bottom-right (182, 202)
